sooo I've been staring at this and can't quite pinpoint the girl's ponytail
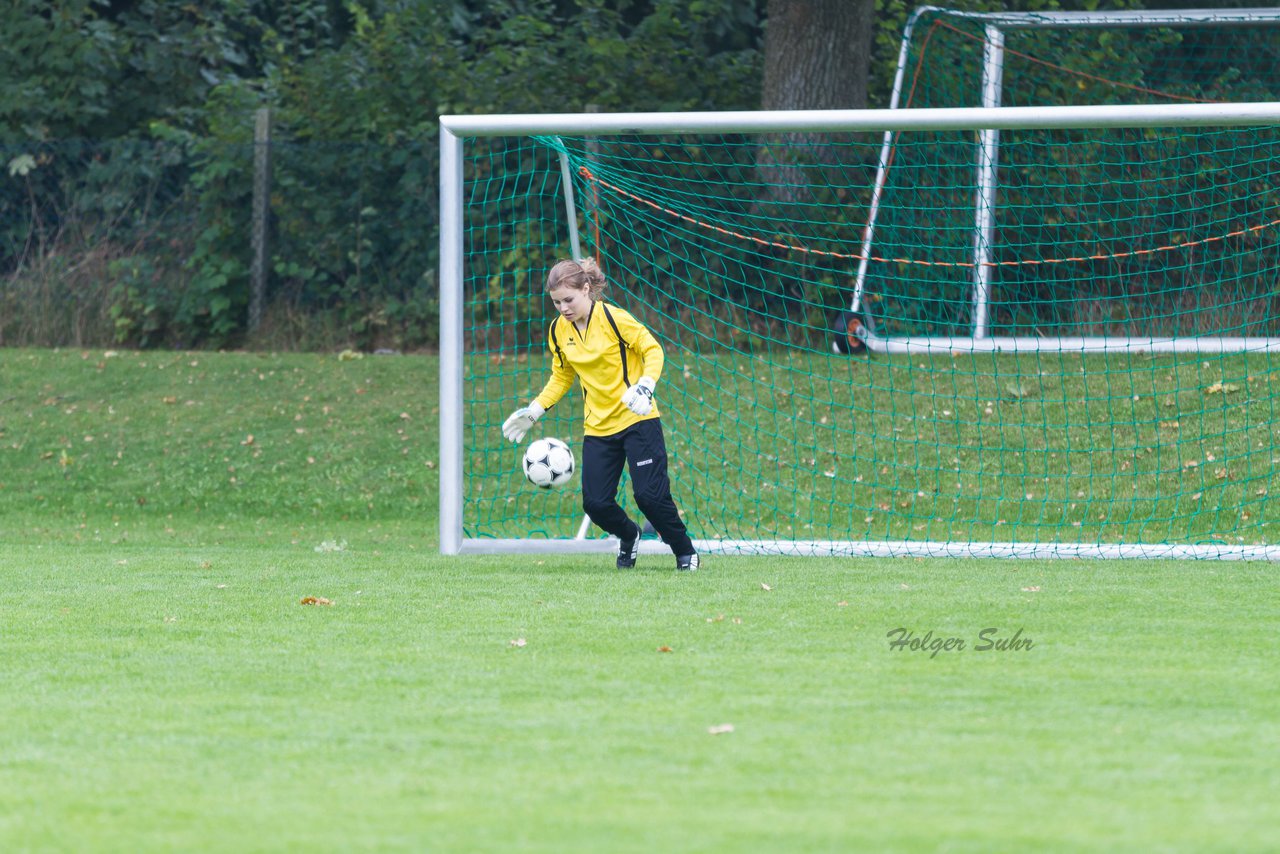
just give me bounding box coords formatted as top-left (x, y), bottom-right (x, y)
top-left (546, 257), bottom-right (607, 300)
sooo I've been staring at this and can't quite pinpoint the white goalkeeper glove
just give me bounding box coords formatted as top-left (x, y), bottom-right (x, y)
top-left (501, 401), bottom-right (545, 443)
top-left (622, 376), bottom-right (657, 416)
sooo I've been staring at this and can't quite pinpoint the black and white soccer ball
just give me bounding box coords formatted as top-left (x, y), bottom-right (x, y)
top-left (522, 437), bottom-right (575, 489)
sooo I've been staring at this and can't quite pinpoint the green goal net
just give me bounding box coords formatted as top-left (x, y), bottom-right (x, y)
top-left (441, 12), bottom-right (1280, 559)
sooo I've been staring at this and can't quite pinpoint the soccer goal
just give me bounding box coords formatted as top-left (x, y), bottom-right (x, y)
top-left (853, 6), bottom-right (1280, 353)
top-left (439, 97), bottom-right (1280, 561)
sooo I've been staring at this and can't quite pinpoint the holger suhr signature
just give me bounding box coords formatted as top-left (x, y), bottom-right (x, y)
top-left (886, 627), bottom-right (1034, 659)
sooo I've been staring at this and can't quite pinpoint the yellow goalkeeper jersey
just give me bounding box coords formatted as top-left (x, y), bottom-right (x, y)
top-left (533, 302), bottom-right (665, 437)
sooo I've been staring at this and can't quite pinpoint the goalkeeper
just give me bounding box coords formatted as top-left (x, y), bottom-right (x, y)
top-left (502, 257), bottom-right (698, 571)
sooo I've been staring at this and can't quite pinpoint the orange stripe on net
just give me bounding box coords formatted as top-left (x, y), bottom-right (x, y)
top-left (578, 166), bottom-right (1280, 270)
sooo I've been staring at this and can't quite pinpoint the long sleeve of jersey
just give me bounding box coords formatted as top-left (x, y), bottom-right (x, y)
top-left (535, 328), bottom-right (578, 410)
top-left (613, 307), bottom-right (665, 383)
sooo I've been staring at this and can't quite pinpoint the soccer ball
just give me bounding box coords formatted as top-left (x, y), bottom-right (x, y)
top-left (522, 437), bottom-right (575, 489)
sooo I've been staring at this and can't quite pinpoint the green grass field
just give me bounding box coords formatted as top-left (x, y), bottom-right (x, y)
top-left (2, 348), bottom-right (1278, 852)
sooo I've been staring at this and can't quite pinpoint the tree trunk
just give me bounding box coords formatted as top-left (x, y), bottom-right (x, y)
top-left (762, 0), bottom-right (874, 113)
top-left (758, 0), bottom-right (874, 198)
top-left (752, 0), bottom-right (876, 330)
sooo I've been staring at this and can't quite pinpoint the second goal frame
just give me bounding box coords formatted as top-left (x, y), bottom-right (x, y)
top-left (851, 6), bottom-right (1280, 353)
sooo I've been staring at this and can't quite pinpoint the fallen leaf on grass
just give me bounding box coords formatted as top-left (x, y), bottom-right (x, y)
top-left (1004, 381), bottom-right (1033, 400)
top-left (657, 645), bottom-right (674, 653)
top-left (300, 596), bottom-right (333, 606)
top-left (1204, 382), bottom-right (1240, 395)
top-left (707, 724), bottom-right (735, 735)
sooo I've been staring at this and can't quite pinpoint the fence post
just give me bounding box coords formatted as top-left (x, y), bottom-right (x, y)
top-left (250, 107), bottom-right (272, 333)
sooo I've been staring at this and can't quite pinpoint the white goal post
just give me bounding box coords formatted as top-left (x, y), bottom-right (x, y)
top-left (439, 100), bottom-right (1280, 559)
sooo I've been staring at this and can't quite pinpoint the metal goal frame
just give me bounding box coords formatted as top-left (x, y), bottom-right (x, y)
top-left (439, 100), bottom-right (1280, 557)
top-left (850, 6), bottom-right (1280, 354)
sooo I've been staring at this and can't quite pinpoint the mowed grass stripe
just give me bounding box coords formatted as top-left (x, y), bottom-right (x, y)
top-left (0, 543), bottom-right (1275, 851)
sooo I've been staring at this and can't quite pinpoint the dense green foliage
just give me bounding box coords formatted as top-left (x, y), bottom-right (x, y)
top-left (2, 0), bottom-right (765, 349)
top-left (2, 1), bottom-right (1278, 349)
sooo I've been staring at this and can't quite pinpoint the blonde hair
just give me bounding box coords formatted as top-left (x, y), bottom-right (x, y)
top-left (546, 257), bottom-right (607, 300)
